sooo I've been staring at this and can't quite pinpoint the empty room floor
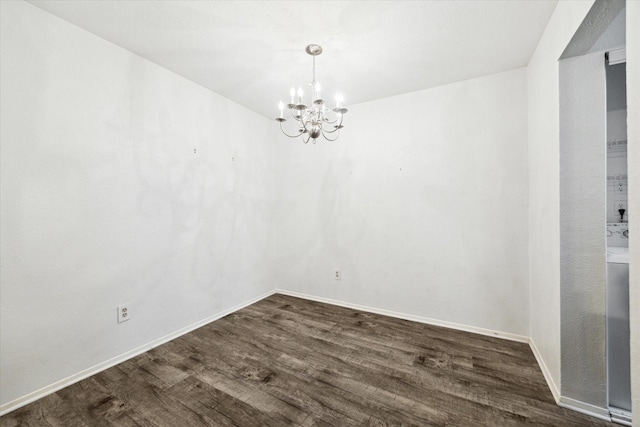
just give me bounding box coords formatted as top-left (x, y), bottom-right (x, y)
top-left (0, 294), bottom-right (615, 426)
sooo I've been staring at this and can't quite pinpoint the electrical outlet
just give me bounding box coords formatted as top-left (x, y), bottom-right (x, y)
top-left (615, 200), bottom-right (627, 210)
top-left (334, 269), bottom-right (341, 280)
top-left (117, 304), bottom-right (130, 323)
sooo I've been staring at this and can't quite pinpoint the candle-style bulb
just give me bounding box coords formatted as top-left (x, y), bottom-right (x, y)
top-left (297, 86), bottom-right (303, 104)
top-left (289, 87), bottom-right (295, 104)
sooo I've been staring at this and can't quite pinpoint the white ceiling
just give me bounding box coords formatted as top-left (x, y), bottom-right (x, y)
top-left (28, 0), bottom-right (558, 119)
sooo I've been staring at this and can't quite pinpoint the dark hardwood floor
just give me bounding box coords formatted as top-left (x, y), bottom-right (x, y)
top-left (1, 293), bottom-right (615, 426)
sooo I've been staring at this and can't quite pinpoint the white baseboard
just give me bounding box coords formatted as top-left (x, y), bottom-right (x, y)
top-left (558, 396), bottom-right (612, 422)
top-left (528, 338), bottom-right (561, 403)
top-left (527, 341), bottom-right (612, 423)
top-left (274, 289), bottom-right (530, 343)
top-left (0, 289), bottom-right (277, 417)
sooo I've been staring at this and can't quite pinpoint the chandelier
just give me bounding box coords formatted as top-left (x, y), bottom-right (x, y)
top-left (276, 44), bottom-right (348, 143)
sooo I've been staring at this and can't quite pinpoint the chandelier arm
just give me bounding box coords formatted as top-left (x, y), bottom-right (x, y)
top-left (321, 128), bottom-right (340, 142)
top-left (279, 121), bottom-right (304, 138)
top-left (289, 109), bottom-right (305, 123)
top-left (299, 118), bottom-right (313, 134)
top-left (322, 117), bottom-right (340, 125)
top-left (319, 115), bottom-right (344, 134)
top-left (320, 122), bottom-right (341, 134)
top-left (321, 127), bottom-right (339, 135)
top-left (321, 110), bottom-right (345, 126)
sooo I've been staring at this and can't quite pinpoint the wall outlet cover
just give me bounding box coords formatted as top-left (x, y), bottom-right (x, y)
top-left (117, 304), bottom-right (130, 323)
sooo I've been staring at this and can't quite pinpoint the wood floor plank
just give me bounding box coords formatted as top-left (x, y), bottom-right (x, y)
top-left (1, 294), bottom-right (617, 426)
top-left (55, 378), bottom-right (129, 424)
top-left (164, 375), bottom-right (274, 427)
top-left (0, 392), bottom-right (85, 427)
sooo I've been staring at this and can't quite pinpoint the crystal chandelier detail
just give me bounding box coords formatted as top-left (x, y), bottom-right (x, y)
top-left (276, 44), bottom-right (348, 143)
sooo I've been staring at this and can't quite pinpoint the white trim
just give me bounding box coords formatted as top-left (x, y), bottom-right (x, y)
top-left (607, 48), bottom-right (626, 65)
top-left (274, 289), bottom-right (529, 343)
top-left (558, 397), bottom-right (612, 422)
top-left (608, 407), bottom-right (632, 426)
top-left (528, 338), bottom-right (561, 403)
top-left (0, 289), bottom-right (277, 416)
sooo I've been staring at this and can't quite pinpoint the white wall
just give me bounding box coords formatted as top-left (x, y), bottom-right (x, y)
top-left (626, 2), bottom-right (640, 424)
top-left (274, 69), bottom-right (529, 337)
top-left (0, 1), bottom-right (274, 408)
top-left (526, 0), bottom-right (596, 400)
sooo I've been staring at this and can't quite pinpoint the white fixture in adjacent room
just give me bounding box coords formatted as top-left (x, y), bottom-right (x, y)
top-left (276, 44), bottom-right (348, 144)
